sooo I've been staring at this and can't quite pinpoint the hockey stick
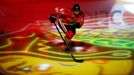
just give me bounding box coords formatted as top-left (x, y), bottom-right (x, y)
top-left (53, 22), bottom-right (83, 63)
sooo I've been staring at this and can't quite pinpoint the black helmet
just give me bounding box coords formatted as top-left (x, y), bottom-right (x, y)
top-left (72, 4), bottom-right (81, 12)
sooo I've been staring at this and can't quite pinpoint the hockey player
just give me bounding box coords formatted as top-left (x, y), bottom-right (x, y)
top-left (49, 4), bottom-right (85, 51)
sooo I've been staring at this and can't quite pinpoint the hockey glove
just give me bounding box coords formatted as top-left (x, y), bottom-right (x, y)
top-left (66, 30), bottom-right (74, 39)
top-left (74, 22), bottom-right (81, 28)
top-left (49, 16), bottom-right (56, 23)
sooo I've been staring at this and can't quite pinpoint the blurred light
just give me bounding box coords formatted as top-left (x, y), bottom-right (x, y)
top-left (120, 0), bottom-right (134, 13)
top-left (38, 64), bottom-right (51, 71)
top-left (122, 0), bottom-right (134, 3)
top-left (73, 46), bottom-right (84, 52)
top-left (124, 4), bottom-right (134, 13)
top-left (22, 67), bottom-right (30, 71)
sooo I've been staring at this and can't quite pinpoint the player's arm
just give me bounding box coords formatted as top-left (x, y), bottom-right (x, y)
top-left (49, 7), bottom-right (60, 23)
top-left (49, 7), bottom-right (66, 23)
top-left (74, 13), bottom-right (85, 28)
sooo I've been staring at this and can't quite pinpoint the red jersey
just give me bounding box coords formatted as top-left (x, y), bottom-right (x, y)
top-left (50, 7), bottom-right (84, 27)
